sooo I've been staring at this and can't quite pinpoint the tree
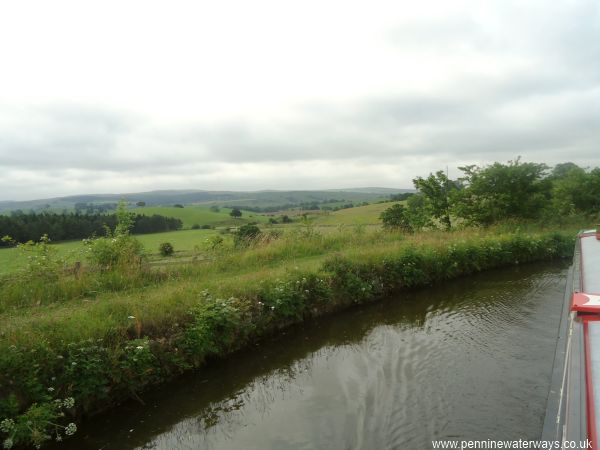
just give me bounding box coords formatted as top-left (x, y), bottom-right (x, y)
top-left (230, 208), bottom-right (242, 218)
top-left (413, 170), bottom-right (454, 230)
top-left (136, 201), bottom-right (146, 207)
top-left (379, 204), bottom-right (413, 232)
top-left (550, 164), bottom-right (587, 215)
top-left (453, 159), bottom-right (549, 225)
top-left (405, 194), bottom-right (432, 231)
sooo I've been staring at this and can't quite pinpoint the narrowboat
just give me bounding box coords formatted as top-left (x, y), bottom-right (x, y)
top-left (543, 230), bottom-right (600, 448)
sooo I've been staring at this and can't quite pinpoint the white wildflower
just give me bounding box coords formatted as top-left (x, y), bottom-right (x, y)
top-left (0, 419), bottom-right (15, 433)
top-left (64, 423), bottom-right (77, 436)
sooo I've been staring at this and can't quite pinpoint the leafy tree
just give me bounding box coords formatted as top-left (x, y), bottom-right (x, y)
top-left (405, 194), bottom-right (432, 231)
top-left (230, 208), bottom-right (242, 218)
top-left (413, 170), bottom-right (454, 230)
top-left (379, 204), bottom-right (413, 232)
top-left (550, 164), bottom-right (587, 215)
top-left (551, 166), bottom-right (600, 215)
top-left (453, 159), bottom-right (549, 225)
top-left (209, 205), bottom-right (220, 213)
top-left (548, 162), bottom-right (584, 180)
top-left (136, 201), bottom-right (146, 207)
top-left (390, 192), bottom-right (415, 201)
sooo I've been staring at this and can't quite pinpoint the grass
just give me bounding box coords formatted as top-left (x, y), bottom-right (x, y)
top-left (0, 229), bottom-right (225, 275)
top-left (308, 201), bottom-right (402, 226)
top-left (0, 224), bottom-right (579, 342)
top-left (0, 201), bottom-right (392, 275)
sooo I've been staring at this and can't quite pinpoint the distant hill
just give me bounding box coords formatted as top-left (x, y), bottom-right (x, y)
top-left (0, 188), bottom-right (413, 214)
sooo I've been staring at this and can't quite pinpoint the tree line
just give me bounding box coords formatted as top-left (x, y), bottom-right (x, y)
top-left (381, 160), bottom-right (600, 231)
top-left (0, 212), bottom-right (183, 246)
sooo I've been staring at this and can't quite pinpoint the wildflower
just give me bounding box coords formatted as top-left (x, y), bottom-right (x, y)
top-left (63, 397), bottom-right (75, 408)
top-left (271, 306), bottom-right (275, 310)
top-left (64, 423), bottom-right (77, 436)
top-left (56, 435), bottom-right (63, 442)
top-left (136, 346), bottom-right (144, 350)
top-left (0, 419), bottom-right (15, 433)
top-left (128, 315), bottom-right (135, 320)
top-left (47, 387), bottom-right (55, 392)
top-left (3, 437), bottom-right (14, 450)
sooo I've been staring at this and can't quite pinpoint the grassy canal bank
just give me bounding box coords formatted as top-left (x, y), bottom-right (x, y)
top-left (0, 227), bottom-right (575, 448)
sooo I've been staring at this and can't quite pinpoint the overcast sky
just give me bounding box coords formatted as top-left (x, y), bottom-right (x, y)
top-left (1, 0), bottom-right (599, 201)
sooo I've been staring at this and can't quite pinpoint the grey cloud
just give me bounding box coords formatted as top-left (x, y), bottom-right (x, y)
top-left (2, 0), bottom-right (600, 200)
top-left (2, 77), bottom-right (599, 176)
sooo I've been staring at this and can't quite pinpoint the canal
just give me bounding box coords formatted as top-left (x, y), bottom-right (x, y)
top-left (55, 260), bottom-right (570, 449)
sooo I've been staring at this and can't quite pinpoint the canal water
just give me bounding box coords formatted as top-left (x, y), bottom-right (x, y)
top-left (56, 261), bottom-right (570, 450)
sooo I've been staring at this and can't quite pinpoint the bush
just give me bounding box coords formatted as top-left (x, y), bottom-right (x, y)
top-left (159, 242), bottom-right (174, 257)
top-left (206, 235), bottom-right (224, 251)
top-left (84, 201), bottom-right (144, 271)
top-left (234, 224), bottom-right (261, 248)
top-left (85, 234), bottom-right (144, 271)
top-left (191, 224), bottom-right (200, 230)
top-left (380, 204), bottom-right (413, 232)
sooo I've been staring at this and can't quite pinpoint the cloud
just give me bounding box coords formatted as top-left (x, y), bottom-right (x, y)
top-left (0, 0), bottom-right (599, 200)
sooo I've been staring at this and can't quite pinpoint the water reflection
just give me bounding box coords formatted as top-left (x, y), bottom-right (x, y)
top-left (55, 261), bottom-right (569, 450)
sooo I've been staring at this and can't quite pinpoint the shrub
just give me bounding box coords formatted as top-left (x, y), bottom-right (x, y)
top-left (207, 235), bottom-right (224, 250)
top-left (380, 204), bottom-right (413, 232)
top-left (182, 295), bottom-right (244, 366)
top-left (159, 242), bottom-right (174, 257)
top-left (191, 224), bottom-right (200, 230)
top-left (84, 201), bottom-right (144, 271)
top-left (234, 224), bottom-right (261, 248)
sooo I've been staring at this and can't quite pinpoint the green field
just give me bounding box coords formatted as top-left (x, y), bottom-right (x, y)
top-left (0, 202), bottom-right (402, 275)
top-left (308, 202), bottom-right (401, 226)
top-left (0, 229), bottom-right (222, 274)
top-left (133, 205), bottom-right (268, 228)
